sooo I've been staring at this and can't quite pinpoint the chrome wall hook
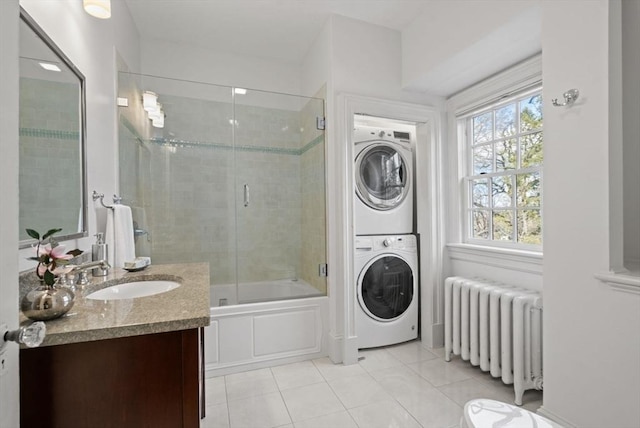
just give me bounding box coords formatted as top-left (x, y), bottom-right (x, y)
top-left (552, 89), bottom-right (579, 107)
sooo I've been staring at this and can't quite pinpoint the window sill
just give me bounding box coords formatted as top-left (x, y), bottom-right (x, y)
top-left (594, 270), bottom-right (640, 295)
top-left (447, 243), bottom-right (543, 275)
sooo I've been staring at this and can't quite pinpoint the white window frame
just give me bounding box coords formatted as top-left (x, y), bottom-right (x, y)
top-left (461, 87), bottom-right (543, 251)
top-left (446, 55), bottom-right (543, 256)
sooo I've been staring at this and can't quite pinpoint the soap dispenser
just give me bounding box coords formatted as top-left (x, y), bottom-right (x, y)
top-left (92, 233), bottom-right (109, 277)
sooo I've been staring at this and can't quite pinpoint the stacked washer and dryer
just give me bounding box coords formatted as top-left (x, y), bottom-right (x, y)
top-left (353, 123), bottom-right (419, 349)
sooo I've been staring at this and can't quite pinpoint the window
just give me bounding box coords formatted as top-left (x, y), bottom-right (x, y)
top-left (463, 88), bottom-right (543, 249)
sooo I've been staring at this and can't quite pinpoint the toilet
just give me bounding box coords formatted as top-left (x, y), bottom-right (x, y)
top-left (461, 399), bottom-right (563, 428)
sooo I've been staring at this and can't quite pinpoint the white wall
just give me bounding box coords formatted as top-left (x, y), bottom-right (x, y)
top-left (301, 20), bottom-right (331, 99)
top-left (541, 1), bottom-right (640, 427)
top-left (306, 15), bottom-right (444, 362)
top-left (140, 39), bottom-right (302, 95)
top-left (622, 0), bottom-right (640, 269)
top-left (330, 14), bottom-right (441, 107)
top-left (0, 0), bottom-right (20, 425)
top-left (17, 0), bottom-right (141, 271)
top-left (402, 0), bottom-right (541, 97)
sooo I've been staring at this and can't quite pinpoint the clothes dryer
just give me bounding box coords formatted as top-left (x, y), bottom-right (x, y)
top-left (355, 234), bottom-right (419, 349)
top-left (354, 126), bottom-right (414, 235)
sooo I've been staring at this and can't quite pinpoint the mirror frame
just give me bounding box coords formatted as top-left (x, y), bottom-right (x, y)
top-left (18, 7), bottom-right (88, 249)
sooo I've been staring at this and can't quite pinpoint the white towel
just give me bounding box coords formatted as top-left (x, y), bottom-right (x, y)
top-left (105, 204), bottom-right (136, 268)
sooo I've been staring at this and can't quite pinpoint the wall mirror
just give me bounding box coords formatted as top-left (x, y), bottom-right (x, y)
top-left (18, 7), bottom-right (87, 249)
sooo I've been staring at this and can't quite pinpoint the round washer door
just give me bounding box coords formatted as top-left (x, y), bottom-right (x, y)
top-left (358, 255), bottom-right (415, 322)
top-left (355, 143), bottom-right (410, 211)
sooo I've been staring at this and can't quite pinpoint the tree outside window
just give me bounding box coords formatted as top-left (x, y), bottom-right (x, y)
top-left (466, 90), bottom-right (543, 247)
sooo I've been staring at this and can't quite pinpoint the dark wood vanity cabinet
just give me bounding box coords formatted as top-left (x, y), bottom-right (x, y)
top-left (20, 328), bottom-right (203, 428)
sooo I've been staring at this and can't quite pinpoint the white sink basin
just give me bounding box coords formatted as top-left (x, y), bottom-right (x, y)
top-left (86, 280), bottom-right (180, 300)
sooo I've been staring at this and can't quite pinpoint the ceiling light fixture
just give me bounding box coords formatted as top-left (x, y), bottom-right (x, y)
top-left (149, 106), bottom-right (165, 128)
top-left (142, 90), bottom-right (165, 128)
top-left (152, 114), bottom-right (165, 128)
top-left (142, 91), bottom-right (158, 112)
top-left (234, 88), bottom-right (247, 95)
top-left (148, 104), bottom-right (163, 120)
top-left (150, 108), bottom-right (165, 128)
top-left (83, 0), bottom-right (111, 19)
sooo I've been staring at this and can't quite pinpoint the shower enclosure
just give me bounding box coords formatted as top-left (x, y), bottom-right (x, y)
top-left (117, 72), bottom-right (326, 306)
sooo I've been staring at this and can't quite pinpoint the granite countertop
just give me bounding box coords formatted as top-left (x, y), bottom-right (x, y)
top-left (19, 263), bottom-right (211, 347)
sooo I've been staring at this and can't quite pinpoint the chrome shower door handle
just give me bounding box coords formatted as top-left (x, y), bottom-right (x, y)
top-left (244, 184), bottom-right (250, 207)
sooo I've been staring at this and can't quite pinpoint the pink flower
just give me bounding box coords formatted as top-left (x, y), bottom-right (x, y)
top-left (37, 262), bottom-right (48, 277)
top-left (35, 243), bottom-right (75, 280)
top-left (35, 261), bottom-right (71, 277)
top-left (38, 243), bottom-right (74, 261)
top-left (51, 265), bottom-right (74, 276)
top-left (27, 228), bottom-right (83, 286)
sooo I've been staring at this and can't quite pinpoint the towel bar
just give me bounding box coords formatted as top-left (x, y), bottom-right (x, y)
top-left (92, 190), bottom-right (122, 210)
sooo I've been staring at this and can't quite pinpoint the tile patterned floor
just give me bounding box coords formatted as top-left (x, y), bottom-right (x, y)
top-left (202, 340), bottom-right (543, 428)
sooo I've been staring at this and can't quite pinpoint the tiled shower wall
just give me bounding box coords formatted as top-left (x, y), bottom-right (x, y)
top-left (19, 78), bottom-right (81, 241)
top-left (118, 77), bottom-right (326, 293)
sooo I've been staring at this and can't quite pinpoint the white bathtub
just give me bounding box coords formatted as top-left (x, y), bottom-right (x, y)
top-left (211, 278), bottom-right (324, 306)
top-left (204, 280), bottom-right (329, 377)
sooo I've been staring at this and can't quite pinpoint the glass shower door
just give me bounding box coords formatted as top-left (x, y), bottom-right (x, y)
top-left (233, 89), bottom-right (326, 303)
top-left (118, 72), bottom-right (327, 307)
top-left (117, 72), bottom-right (237, 302)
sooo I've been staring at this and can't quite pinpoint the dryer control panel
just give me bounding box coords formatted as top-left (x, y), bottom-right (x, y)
top-left (353, 126), bottom-right (412, 146)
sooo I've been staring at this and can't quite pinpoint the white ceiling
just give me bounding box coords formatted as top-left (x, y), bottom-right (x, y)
top-left (124, 0), bottom-right (430, 64)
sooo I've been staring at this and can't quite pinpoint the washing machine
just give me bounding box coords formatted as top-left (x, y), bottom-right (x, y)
top-left (354, 126), bottom-right (414, 235)
top-left (355, 234), bottom-right (419, 349)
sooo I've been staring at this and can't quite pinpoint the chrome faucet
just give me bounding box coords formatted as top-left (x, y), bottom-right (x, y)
top-left (60, 260), bottom-right (111, 286)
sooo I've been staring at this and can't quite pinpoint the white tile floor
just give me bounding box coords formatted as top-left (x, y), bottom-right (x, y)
top-left (202, 340), bottom-right (543, 428)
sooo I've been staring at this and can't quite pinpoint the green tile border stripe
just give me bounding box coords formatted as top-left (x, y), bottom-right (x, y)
top-left (20, 128), bottom-right (79, 140)
top-left (235, 144), bottom-right (299, 155)
top-left (150, 137), bottom-right (234, 151)
top-left (119, 117), bottom-right (324, 156)
top-left (300, 134), bottom-right (324, 155)
top-left (147, 135), bottom-right (324, 156)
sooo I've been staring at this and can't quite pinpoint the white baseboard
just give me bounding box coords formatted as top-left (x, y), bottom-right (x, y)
top-left (205, 350), bottom-right (327, 378)
top-left (430, 322), bottom-right (444, 348)
top-left (537, 406), bottom-right (577, 427)
top-left (327, 332), bottom-right (343, 363)
top-left (326, 331), bottom-right (360, 365)
top-left (420, 322), bottom-right (444, 349)
top-left (342, 335), bottom-right (359, 365)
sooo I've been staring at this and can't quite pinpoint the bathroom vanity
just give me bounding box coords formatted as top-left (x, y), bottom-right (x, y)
top-left (18, 263), bottom-right (210, 428)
